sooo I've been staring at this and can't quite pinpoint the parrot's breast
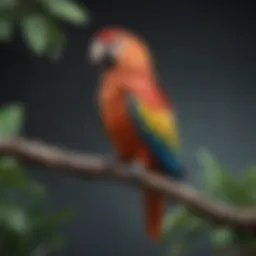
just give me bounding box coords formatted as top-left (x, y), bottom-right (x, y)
top-left (98, 78), bottom-right (142, 160)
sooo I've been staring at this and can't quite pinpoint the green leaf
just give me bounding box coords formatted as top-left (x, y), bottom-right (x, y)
top-left (27, 182), bottom-right (45, 198)
top-left (168, 225), bottom-right (204, 256)
top-left (30, 207), bottom-right (73, 234)
top-left (164, 207), bottom-right (207, 255)
top-left (41, 0), bottom-right (90, 25)
top-left (169, 243), bottom-right (188, 256)
top-left (49, 233), bottom-right (65, 248)
top-left (197, 148), bottom-right (255, 205)
top-left (197, 148), bottom-right (236, 201)
top-left (0, 154), bottom-right (71, 253)
top-left (163, 206), bottom-right (206, 240)
top-left (197, 148), bottom-right (223, 193)
top-left (229, 166), bottom-right (256, 206)
top-left (163, 206), bottom-right (189, 238)
top-left (21, 14), bottom-right (51, 55)
top-left (29, 207), bottom-right (73, 249)
top-left (0, 155), bottom-right (19, 169)
top-left (211, 228), bottom-right (234, 248)
top-left (0, 204), bottom-right (29, 234)
top-left (0, 0), bottom-right (17, 10)
top-left (0, 19), bottom-right (13, 41)
top-left (0, 156), bottom-right (26, 188)
top-left (0, 103), bottom-right (24, 139)
top-left (0, 156), bottom-right (45, 200)
top-left (241, 166), bottom-right (256, 203)
top-left (46, 23), bottom-right (66, 60)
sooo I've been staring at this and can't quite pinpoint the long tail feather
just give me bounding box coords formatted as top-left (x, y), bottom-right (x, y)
top-left (143, 188), bottom-right (165, 241)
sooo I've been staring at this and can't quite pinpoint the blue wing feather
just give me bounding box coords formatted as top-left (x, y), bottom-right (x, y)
top-left (126, 94), bottom-right (183, 179)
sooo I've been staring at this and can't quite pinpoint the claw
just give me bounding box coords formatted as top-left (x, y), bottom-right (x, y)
top-left (129, 161), bottom-right (145, 177)
top-left (104, 153), bottom-right (131, 171)
top-left (104, 154), bottom-right (144, 177)
top-left (105, 153), bottom-right (120, 171)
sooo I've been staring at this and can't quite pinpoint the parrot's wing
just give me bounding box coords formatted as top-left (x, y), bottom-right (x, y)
top-left (126, 93), bottom-right (183, 179)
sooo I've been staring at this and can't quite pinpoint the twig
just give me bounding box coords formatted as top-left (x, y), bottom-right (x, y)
top-left (0, 137), bottom-right (255, 231)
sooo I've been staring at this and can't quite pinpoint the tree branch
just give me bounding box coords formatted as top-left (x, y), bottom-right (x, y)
top-left (0, 137), bottom-right (255, 231)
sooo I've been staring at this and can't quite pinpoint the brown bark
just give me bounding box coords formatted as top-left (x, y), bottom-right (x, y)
top-left (0, 137), bottom-right (255, 231)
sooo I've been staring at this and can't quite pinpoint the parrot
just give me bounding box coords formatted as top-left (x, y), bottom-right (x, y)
top-left (88, 27), bottom-right (184, 241)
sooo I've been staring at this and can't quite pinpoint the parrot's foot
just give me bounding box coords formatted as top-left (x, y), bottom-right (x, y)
top-left (104, 153), bottom-right (129, 172)
top-left (129, 161), bottom-right (145, 177)
top-left (104, 153), bottom-right (120, 171)
top-left (104, 154), bottom-right (144, 177)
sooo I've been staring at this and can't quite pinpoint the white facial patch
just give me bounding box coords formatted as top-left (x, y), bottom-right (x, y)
top-left (88, 39), bottom-right (106, 64)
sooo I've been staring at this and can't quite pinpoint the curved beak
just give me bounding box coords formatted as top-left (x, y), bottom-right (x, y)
top-left (88, 39), bottom-right (115, 68)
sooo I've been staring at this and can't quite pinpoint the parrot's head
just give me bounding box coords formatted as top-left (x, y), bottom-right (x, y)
top-left (88, 27), bottom-right (153, 71)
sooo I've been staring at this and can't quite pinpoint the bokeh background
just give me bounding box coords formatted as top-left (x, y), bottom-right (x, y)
top-left (1, 1), bottom-right (255, 255)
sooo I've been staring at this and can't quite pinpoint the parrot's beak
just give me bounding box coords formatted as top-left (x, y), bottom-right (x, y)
top-left (88, 39), bottom-right (115, 68)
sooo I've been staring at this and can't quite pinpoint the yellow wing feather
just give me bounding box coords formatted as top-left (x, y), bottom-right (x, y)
top-left (137, 101), bottom-right (181, 152)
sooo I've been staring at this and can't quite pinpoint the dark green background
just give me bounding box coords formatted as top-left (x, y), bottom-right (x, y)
top-left (1, 1), bottom-right (255, 255)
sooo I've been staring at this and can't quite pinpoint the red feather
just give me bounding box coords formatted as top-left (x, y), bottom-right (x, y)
top-left (95, 27), bottom-right (174, 241)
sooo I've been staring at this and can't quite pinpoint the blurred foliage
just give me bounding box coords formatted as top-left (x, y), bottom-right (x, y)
top-left (163, 148), bottom-right (256, 255)
top-left (0, 0), bottom-right (90, 59)
top-left (0, 0), bottom-right (88, 252)
top-left (0, 103), bottom-right (73, 255)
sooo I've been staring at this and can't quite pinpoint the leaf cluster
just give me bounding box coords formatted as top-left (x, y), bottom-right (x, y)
top-left (0, 103), bottom-right (73, 255)
top-left (163, 148), bottom-right (256, 255)
top-left (0, 0), bottom-right (90, 59)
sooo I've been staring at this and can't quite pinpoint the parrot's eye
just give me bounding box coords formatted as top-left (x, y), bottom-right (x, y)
top-left (88, 39), bottom-right (105, 64)
top-left (89, 36), bottom-right (123, 67)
